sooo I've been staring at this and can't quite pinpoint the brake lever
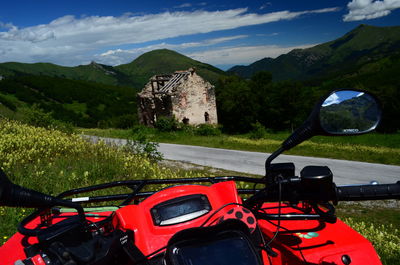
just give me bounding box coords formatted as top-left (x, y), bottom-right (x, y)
top-left (311, 202), bottom-right (337, 224)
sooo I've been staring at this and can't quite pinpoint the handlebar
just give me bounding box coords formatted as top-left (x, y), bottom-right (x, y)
top-left (245, 180), bottom-right (400, 223)
top-left (244, 180), bottom-right (400, 208)
top-left (336, 181), bottom-right (400, 201)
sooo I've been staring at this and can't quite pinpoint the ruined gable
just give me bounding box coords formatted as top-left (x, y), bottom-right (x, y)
top-left (137, 68), bottom-right (218, 126)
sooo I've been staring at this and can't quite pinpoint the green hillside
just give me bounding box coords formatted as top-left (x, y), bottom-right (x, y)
top-left (115, 49), bottom-right (226, 87)
top-left (228, 25), bottom-right (400, 80)
top-left (0, 61), bottom-right (134, 86)
top-left (0, 75), bottom-right (138, 128)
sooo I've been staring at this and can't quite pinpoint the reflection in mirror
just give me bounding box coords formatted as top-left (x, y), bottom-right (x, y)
top-left (320, 90), bottom-right (380, 134)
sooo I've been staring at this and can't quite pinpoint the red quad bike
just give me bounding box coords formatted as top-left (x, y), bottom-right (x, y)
top-left (1, 89), bottom-right (399, 265)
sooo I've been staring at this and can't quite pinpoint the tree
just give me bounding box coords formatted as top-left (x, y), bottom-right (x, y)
top-left (216, 76), bottom-right (257, 133)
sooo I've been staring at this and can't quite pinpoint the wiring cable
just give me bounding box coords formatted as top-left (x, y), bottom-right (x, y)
top-left (259, 206), bottom-right (310, 264)
top-left (264, 178), bottom-right (282, 246)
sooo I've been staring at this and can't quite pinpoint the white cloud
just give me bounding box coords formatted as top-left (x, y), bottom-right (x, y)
top-left (0, 7), bottom-right (339, 65)
top-left (192, 35), bottom-right (249, 46)
top-left (309, 7), bottom-right (342, 13)
top-left (0, 22), bottom-right (17, 31)
top-left (256, 32), bottom-right (279, 37)
top-left (343, 0), bottom-right (400, 21)
top-left (322, 93), bottom-right (340, 106)
top-left (260, 2), bottom-right (272, 10)
top-left (174, 3), bottom-right (192, 8)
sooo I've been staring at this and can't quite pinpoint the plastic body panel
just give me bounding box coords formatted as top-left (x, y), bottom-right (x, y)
top-left (257, 203), bottom-right (382, 265)
top-left (115, 181), bottom-right (241, 256)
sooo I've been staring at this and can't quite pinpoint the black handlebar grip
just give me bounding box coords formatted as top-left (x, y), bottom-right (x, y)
top-left (1, 169), bottom-right (85, 221)
top-left (336, 181), bottom-right (400, 201)
top-left (1, 168), bottom-right (56, 207)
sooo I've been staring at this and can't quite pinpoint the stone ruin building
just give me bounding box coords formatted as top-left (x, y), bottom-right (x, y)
top-left (137, 68), bottom-right (218, 126)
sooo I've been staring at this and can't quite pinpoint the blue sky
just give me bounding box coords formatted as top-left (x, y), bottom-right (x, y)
top-left (1, 0), bottom-right (399, 70)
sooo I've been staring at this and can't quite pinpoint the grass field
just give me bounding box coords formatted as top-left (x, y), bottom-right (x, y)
top-left (80, 128), bottom-right (400, 165)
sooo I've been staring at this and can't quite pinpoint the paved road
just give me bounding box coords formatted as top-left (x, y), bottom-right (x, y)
top-left (85, 136), bottom-right (400, 185)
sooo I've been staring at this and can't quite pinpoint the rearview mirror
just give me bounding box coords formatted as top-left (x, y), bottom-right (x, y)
top-left (265, 89), bottom-right (381, 170)
top-left (319, 90), bottom-right (380, 135)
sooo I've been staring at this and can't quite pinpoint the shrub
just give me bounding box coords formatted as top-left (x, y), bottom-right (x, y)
top-left (195, 124), bottom-right (221, 136)
top-left (179, 123), bottom-right (196, 135)
top-left (51, 120), bottom-right (75, 134)
top-left (0, 118), bottom-right (88, 172)
top-left (109, 114), bottom-right (138, 129)
top-left (123, 133), bottom-right (163, 162)
top-left (0, 94), bottom-right (17, 111)
top-left (155, 116), bottom-right (178, 132)
top-left (131, 124), bottom-right (156, 135)
top-left (20, 105), bottom-right (74, 134)
top-left (21, 105), bottom-right (55, 128)
top-left (249, 122), bottom-right (268, 139)
top-left (97, 119), bottom-right (110, 129)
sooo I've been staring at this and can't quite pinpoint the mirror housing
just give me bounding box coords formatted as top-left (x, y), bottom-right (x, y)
top-left (319, 90), bottom-right (380, 135)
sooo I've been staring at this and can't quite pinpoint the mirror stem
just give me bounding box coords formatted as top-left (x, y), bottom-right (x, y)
top-left (265, 147), bottom-right (284, 173)
top-left (265, 123), bottom-right (313, 177)
top-left (281, 122), bottom-right (314, 151)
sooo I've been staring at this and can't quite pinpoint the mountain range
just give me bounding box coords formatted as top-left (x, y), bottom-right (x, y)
top-left (0, 49), bottom-right (225, 89)
top-left (228, 25), bottom-right (400, 81)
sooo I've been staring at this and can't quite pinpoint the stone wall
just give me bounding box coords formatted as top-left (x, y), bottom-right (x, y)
top-left (171, 72), bottom-right (217, 125)
top-left (137, 69), bottom-right (218, 126)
